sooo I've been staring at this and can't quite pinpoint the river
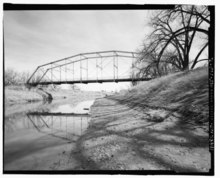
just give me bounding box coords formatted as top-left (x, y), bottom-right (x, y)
top-left (4, 99), bottom-right (95, 170)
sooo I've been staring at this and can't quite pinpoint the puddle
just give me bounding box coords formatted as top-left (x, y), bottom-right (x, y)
top-left (4, 100), bottom-right (94, 170)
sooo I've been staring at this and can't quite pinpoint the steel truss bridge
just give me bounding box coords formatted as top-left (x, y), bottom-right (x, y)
top-left (27, 50), bottom-right (151, 86)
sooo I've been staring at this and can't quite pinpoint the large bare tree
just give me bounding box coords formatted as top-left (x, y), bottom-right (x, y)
top-left (138, 5), bottom-right (210, 77)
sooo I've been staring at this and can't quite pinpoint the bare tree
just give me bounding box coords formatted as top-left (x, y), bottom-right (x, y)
top-left (138, 5), bottom-right (210, 77)
top-left (5, 68), bottom-right (42, 87)
top-left (17, 71), bottom-right (31, 84)
top-left (4, 68), bottom-right (18, 86)
top-left (136, 47), bottom-right (180, 78)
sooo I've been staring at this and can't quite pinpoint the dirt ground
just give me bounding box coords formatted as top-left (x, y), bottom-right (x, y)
top-left (74, 97), bottom-right (211, 172)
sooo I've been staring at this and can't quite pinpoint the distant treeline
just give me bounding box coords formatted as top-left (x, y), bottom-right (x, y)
top-left (4, 68), bottom-right (31, 86)
top-left (4, 68), bottom-right (81, 92)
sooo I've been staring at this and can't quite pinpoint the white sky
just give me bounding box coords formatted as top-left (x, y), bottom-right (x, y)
top-left (4, 10), bottom-right (150, 91)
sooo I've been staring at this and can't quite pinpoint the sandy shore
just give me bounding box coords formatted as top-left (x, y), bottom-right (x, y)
top-left (75, 97), bottom-right (210, 172)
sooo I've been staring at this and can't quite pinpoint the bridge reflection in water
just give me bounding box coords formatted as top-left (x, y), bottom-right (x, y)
top-left (4, 102), bottom-right (93, 170)
top-left (26, 112), bottom-right (91, 142)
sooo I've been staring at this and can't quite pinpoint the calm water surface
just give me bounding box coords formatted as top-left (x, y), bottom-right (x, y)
top-left (4, 100), bottom-right (94, 170)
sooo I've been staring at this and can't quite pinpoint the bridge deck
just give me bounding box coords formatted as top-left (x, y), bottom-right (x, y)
top-left (28, 78), bottom-right (151, 86)
top-left (27, 112), bottom-right (89, 117)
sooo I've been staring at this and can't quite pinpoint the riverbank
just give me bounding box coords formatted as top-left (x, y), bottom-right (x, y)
top-left (76, 67), bottom-right (210, 172)
top-left (5, 85), bottom-right (103, 105)
top-left (5, 85), bottom-right (103, 116)
top-left (5, 86), bottom-right (43, 104)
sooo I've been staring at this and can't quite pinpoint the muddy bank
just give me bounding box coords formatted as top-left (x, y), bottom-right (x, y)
top-left (75, 97), bottom-right (210, 172)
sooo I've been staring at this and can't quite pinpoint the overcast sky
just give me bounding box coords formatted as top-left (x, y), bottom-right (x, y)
top-left (4, 10), bottom-right (149, 72)
top-left (4, 10), bottom-right (150, 91)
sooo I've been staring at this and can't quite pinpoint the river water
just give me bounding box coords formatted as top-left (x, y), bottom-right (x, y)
top-left (4, 99), bottom-right (95, 170)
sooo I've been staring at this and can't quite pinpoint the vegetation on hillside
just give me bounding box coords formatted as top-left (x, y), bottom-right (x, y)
top-left (115, 67), bottom-right (208, 124)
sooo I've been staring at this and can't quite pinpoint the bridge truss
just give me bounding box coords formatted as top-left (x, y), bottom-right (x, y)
top-left (27, 50), bottom-right (151, 86)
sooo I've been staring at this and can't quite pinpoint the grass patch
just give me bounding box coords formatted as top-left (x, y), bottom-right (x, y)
top-left (5, 87), bottom-right (42, 105)
top-left (117, 67), bottom-right (209, 124)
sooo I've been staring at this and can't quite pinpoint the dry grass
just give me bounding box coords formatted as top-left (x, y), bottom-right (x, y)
top-left (5, 87), bottom-right (42, 105)
top-left (115, 67), bottom-right (209, 124)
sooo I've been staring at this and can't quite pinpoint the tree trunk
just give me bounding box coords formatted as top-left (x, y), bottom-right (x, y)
top-left (182, 55), bottom-right (189, 70)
